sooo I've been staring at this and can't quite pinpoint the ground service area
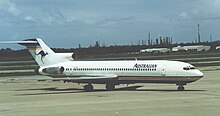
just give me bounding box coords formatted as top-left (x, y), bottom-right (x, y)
top-left (0, 70), bottom-right (220, 116)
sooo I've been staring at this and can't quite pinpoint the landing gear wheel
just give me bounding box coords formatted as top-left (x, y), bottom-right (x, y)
top-left (106, 84), bottom-right (115, 91)
top-left (84, 84), bottom-right (94, 92)
top-left (177, 85), bottom-right (185, 91)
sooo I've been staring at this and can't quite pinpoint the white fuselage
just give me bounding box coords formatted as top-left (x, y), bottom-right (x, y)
top-left (39, 60), bottom-right (203, 84)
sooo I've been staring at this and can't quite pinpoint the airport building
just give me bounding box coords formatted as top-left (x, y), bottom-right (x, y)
top-left (172, 45), bottom-right (210, 52)
top-left (216, 46), bottom-right (220, 50)
top-left (140, 48), bottom-right (171, 53)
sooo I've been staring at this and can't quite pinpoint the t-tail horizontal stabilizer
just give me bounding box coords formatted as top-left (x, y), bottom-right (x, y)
top-left (0, 38), bottom-right (69, 67)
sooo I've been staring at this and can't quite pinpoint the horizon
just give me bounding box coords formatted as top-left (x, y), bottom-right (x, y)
top-left (1, 39), bottom-right (218, 51)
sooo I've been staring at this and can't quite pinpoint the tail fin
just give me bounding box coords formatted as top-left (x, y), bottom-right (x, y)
top-left (20, 38), bottom-right (55, 67)
top-left (1, 38), bottom-right (62, 67)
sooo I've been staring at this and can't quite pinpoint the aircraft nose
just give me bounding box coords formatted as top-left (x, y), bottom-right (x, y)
top-left (196, 70), bottom-right (204, 78)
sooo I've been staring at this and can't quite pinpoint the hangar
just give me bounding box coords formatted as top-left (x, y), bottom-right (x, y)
top-left (172, 45), bottom-right (210, 52)
top-left (140, 48), bottom-right (170, 53)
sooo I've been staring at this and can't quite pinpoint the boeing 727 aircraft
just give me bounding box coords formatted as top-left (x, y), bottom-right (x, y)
top-left (1, 38), bottom-right (204, 91)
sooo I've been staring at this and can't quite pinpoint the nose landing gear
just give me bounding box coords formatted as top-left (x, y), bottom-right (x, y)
top-left (177, 84), bottom-right (186, 91)
top-left (177, 85), bottom-right (185, 91)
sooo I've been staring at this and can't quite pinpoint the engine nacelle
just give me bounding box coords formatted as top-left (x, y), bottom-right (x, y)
top-left (41, 66), bottom-right (64, 74)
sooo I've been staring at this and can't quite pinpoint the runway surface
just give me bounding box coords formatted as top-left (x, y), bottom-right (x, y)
top-left (0, 70), bottom-right (220, 116)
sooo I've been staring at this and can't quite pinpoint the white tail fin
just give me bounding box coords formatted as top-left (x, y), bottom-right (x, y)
top-left (22, 38), bottom-right (56, 67)
top-left (0, 38), bottom-right (73, 67)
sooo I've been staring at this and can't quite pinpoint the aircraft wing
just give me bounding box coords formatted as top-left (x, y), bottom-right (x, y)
top-left (9, 74), bottom-right (118, 81)
top-left (47, 74), bottom-right (118, 81)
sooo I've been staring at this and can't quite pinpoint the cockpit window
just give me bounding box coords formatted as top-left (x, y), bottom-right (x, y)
top-left (183, 66), bottom-right (195, 70)
top-left (190, 67), bottom-right (195, 70)
top-left (183, 67), bottom-right (190, 70)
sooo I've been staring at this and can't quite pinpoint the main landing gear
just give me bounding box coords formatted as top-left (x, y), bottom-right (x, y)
top-left (84, 83), bottom-right (94, 92)
top-left (83, 83), bottom-right (116, 91)
top-left (177, 84), bottom-right (185, 91)
top-left (106, 84), bottom-right (115, 91)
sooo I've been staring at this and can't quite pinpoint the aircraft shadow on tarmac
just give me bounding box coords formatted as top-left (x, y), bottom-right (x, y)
top-left (15, 85), bottom-right (206, 96)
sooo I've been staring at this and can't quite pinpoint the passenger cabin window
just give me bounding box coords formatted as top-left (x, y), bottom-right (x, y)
top-left (66, 67), bottom-right (157, 72)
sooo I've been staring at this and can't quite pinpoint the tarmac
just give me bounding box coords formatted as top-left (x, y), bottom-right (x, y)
top-left (0, 70), bottom-right (220, 116)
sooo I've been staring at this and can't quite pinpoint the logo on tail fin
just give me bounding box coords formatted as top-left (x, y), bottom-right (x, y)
top-left (36, 50), bottom-right (48, 63)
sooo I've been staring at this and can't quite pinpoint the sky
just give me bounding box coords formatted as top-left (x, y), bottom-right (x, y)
top-left (0, 0), bottom-right (220, 49)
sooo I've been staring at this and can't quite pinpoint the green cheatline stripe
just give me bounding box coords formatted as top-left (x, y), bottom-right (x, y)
top-left (3, 57), bottom-right (219, 65)
top-left (0, 62), bottom-right (37, 66)
top-left (193, 62), bottom-right (220, 67)
top-left (0, 65), bottom-right (39, 71)
top-left (81, 52), bottom-right (220, 60)
top-left (180, 57), bottom-right (220, 62)
top-left (0, 72), bottom-right (38, 77)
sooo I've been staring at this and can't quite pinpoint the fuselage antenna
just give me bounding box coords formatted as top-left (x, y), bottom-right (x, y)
top-left (135, 58), bottom-right (138, 61)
